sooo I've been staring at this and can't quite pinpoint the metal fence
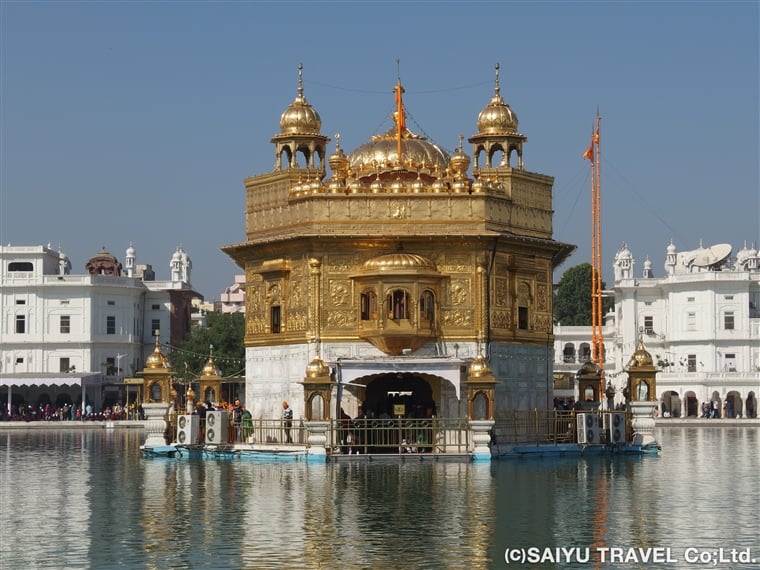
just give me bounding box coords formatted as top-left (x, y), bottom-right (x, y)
top-left (491, 409), bottom-right (630, 445)
top-left (170, 410), bottom-right (629, 451)
top-left (331, 417), bottom-right (470, 455)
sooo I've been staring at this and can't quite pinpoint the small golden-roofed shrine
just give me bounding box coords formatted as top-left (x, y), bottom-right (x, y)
top-left (141, 335), bottom-right (173, 404)
top-left (464, 351), bottom-right (497, 420)
top-left (301, 349), bottom-right (334, 421)
top-left (576, 360), bottom-right (602, 406)
top-left (198, 346), bottom-right (222, 405)
top-left (626, 332), bottom-right (658, 402)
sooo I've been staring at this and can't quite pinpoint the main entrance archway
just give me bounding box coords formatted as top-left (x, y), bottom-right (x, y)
top-left (363, 373), bottom-right (435, 419)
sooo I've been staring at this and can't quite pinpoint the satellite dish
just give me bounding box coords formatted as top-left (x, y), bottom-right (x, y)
top-left (692, 243), bottom-right (732, 267)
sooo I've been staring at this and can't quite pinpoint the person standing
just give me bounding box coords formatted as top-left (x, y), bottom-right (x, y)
top-left (282, 401), bottom-right (293, 443)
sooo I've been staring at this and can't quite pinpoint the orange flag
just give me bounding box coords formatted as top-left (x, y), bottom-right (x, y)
top-left (583, 141), bottom-right (594, 162)
top-left (583, 129), bottom-right (599, 162)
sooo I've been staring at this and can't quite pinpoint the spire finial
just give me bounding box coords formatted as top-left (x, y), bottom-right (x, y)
top-left (494, 62), bottom-right (501, 96)
top-left (297, 63), bottom-right (304, 98)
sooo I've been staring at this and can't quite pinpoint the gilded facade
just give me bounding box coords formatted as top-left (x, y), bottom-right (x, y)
top-left (223, 64), bottom-right (574, 421)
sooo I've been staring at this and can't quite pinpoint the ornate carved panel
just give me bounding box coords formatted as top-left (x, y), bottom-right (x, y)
top-left (329, 280), bottom-right (351, 307)
top-left (536, 283), bottom-right (548, 312)
top-left (494, 277), bottom-right (508, 307)
top-left (442, 308), bottom-right (473, 327)
top-left (326, 309), bottom-right (356, 328)
top-left (450, 279), bottom-right (470, 306)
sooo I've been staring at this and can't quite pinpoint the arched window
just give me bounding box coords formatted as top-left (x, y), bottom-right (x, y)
top-left (419, 290), bottom-right (435, 322)
top-left (309, 394), bottom-right (324, 421)
top-left (579, 343), bottom-right (591, 362)
top-left (563, 343), bottom-right (576, 363)
top-left (637, 380), bottom-right (650, 401)
top-left (387, 289), bottom-right (410, 320)
top-left (360, 291), bottom-right (378, 321)
top-left (473, 392), bottom-right (488, 420)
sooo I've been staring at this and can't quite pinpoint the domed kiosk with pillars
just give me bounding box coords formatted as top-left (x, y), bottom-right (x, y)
top-left (139, 334), bottom-right (178, 456)
top-left (222, 63), bottom-right (576, 460)
top-left (625, 332), bottom-right (661, 451)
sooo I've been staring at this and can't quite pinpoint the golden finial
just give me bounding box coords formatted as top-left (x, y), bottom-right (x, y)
top-left (297, 63), bottom-right (304, 98)
top-left (494, 62), bottom-right (500, 96)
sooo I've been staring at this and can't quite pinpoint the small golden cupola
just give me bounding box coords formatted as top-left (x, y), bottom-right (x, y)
top-left (628, 336), bottom-right (654, 368)
top-left (305, 354), bottom-right (330, 378)
top-left (145, 336), bottom-right (171, 369)
top-left (465, 352), bottom-right (497, 420)
top-left (327, 133), bottom-right (349, 190)
top-left (469, 63), bottom-right (527, 170)
top-left (476, 63), bottom-right (519, 134)
top-left (625, 332), bottom-right (658, 403)
top-left (271, 63), bottom-right (329, 172)
top-left (141, 335), bottom-right (173, 404)
top-left (198, 347), bottom-right (223, 406)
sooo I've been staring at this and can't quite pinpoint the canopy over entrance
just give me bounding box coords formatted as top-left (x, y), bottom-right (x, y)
top-left (335, 356), bottom-right (466, 399)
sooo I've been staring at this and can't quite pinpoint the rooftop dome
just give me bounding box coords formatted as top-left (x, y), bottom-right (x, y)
top-left (279, 64), bottom-right (322, 135)
top-left (347, 126), bottom-right (450, 179)
top-left (476, 63), bottom-right (518, 135)
top-left (86, 246), bottom-right (122, 276)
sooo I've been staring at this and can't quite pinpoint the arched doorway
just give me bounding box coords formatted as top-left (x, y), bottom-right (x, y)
top-left (684, 391), bottom-right (698, 417)
top-left (661, 391), bottom-right (681, 418)
top-left (725, 391), bottom-right (742, 418)
top-left (746, 392), bottom-right (757, 418)
top-left (363, 373), bottom-right (435, 419)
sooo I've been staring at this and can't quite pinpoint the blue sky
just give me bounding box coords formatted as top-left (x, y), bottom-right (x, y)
top-left (1, 1), bottom-right (758, 300)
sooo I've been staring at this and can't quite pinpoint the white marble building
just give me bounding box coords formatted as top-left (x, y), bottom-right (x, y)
top-left (0, 244), bottom-right (199, 413)
top-left (554, 241), bottom-right (760, 418)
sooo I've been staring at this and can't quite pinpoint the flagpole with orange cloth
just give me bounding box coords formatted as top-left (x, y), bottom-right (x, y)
top-left (394, 78), bottom-right (406, 167)
top-left (584, 113), bottom-right (604, 399)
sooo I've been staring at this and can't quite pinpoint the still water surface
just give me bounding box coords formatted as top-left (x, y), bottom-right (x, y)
top-left (0, 427), bottom-right (758, 569)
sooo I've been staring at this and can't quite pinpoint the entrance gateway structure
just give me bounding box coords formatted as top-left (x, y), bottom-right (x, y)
top-left (222, 64), bottom-right (575, 458)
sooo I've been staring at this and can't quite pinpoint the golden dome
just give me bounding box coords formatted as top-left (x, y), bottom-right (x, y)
top-left (468, 353), bottom-right (493, 377)
top-left (476, 63), bottom-right (519, 135)
top-left (577, 360), bottom-right (601, 377)
top-left (628, 336), bottom-right (654, 368)
top-left (348, 125), bottom-right (450, 179)
top-left (305, 355), bottom-right (330, 378)
top-left (145, 337), bottom-right (170, 369)
top-left (362, 252), bottom-right (437, 273)
top-left (279, 64), bottom-right (322, 135)
top-left (449, 135), bottom-right (471, 177)
top-left (201, 357), bottom-right (219, 378)
top-left (328, 134), bottom-right (348, 177)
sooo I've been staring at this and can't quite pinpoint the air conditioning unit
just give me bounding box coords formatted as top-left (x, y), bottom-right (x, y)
top-left (205, 410), bottom-right (230, 444)
top-left (606, 412), bottom-right (626, 444)
top-left (176, 414), bottom-right (199, 445)
top-left (577, 413), bottom-right (600, 444)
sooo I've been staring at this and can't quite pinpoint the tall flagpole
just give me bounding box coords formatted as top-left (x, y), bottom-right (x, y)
top-left (585, 113), bottom-right (604, 396)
